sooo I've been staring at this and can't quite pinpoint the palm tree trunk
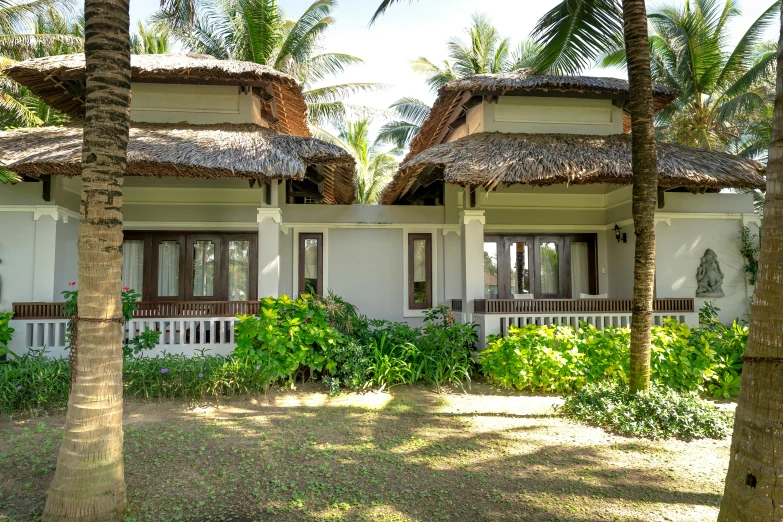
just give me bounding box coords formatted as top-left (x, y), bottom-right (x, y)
top-left (718, 7), bottom-right (783, 519)
top-left (621, 0), bottom-right (657, 394)
top-left (41, 0), bottom-right (131, 518)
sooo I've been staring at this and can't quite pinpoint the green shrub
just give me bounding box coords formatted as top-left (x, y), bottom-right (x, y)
top-left (233, 294), bottom-right (341, 387)
top-left (559, 382), bottom-right (733, 440)
top-left (0, 349), bottom-right (70, 414)
top-left (0, 311), bottom-right (14, 359)
top-left (480, 318), bottom-right (747, 397)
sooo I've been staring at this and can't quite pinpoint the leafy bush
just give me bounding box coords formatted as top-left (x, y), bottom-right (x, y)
top-left (480, 318), bottom-right (747, 397)
top-left (559, 382), bottom-right (733, 440)
top-left (0, 349), bottom-right (70, 414)
top-left (233, 295), bottom-right (340, 386)
top-left (0, 311), bottom-right (14, 359)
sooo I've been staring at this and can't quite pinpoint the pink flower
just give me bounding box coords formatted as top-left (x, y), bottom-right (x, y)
top-left (123, 286), bottom-right (130, 291)
top-left (68, 282), bottom-right (76, 286)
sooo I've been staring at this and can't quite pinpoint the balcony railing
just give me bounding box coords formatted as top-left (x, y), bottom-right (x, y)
top-left (452, 298), bottom-right (694, 314)
top-left (12, 300), bottom-right (261, 320)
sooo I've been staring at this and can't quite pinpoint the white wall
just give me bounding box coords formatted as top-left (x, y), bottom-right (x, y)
top-left (54, 218), bottom-right (78, 299)
top-left (0, 212), bottom-right (36, 310)
top-left (483, 97), bottom-right (625, 135)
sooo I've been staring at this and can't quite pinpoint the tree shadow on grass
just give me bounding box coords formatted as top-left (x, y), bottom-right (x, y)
top-left (0, 388), bottom-right (725, 522)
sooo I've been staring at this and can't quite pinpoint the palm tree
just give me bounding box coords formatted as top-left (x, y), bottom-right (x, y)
top-left (597, 0), bottom-right (779, 152)
top-left (131, 21), bottom-right (170, 54)
top-left (39, 0), bottom-right (130, 517)
top-left (718, 5), bottom-right (783, 516)
top-left (413, 14), bottom-right (542, 92)
top-left (152, 0), bottom-right (381, 130)
top-left (0, 5), bottom-right (82, 130)
top-left (322, 118), bottom-right (399, 204)
top-left (376, 97), bottom-right (430, 149)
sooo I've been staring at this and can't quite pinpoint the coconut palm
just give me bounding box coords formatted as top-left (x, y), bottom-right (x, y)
top-left (152, 0), bottom-right (381, 129)
top-left (321, 118), bottom-right (398, 204)
top-left (40, 0), bottom-right (131, 518)
top-left (375, 97), bottom-right (430, 149)
top-left (131, 21), bottom-right (170, 54)
top-left (0, 6), bottom-right (81, 130)
top-left (718, 5), bottom-right (783, 516)
top-left (413, 14), bottom-right (542, 92)
top-left (597, 0), bottom-right (779, 152)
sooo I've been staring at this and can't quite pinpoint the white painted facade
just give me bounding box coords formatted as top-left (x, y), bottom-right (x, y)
top-left (0, 81), bottom-right (761, 356)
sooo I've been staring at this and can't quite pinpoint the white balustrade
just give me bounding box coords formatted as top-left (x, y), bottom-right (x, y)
top-left (8, 316), bottom-right (243, 358)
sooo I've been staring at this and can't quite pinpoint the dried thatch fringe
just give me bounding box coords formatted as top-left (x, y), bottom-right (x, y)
top-left (0, 123), bottom-right (356, 204)
top-left (3, 53), bottom-right (310, 137)
top-left (403, 69), bottom-right (680, 164)
top-left (382, 132), bottom-right (765, 204)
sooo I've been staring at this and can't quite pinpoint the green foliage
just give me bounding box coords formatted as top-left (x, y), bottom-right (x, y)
top-left (740, 225), bottom-right (761, 286)
top-left (233, 295), bottom-right (340, 387)
top-left (480, 318), bottom-right (747, 398)
top-left (0, 311), bottom-right (14, 359)
top-left (0, 348), bottom-right (69, 414)
top-left (559, 382), bottom-right (733, 440)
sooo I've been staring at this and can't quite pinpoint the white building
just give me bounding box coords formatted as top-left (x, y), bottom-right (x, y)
top-left (0, 55), bottom-right (765, 356)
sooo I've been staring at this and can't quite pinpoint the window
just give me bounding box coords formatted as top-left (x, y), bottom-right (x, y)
top-left (298, 233), bottom-right (323, 295)
top-left (408, 233), bottom-right (432, 309)
top-left (485, 234), bottom-right (597, 299)
top-left (122, 232), bottom-right (257, 301)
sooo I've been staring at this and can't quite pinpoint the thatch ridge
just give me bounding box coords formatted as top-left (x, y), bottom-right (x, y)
top-left (404, 69), bottom-right (680, 163)
top-left (0, 123), bottom-right (356, 204)
top-left (382, 132), bottom-right (765, 204)
top-left (3, 53), bottom-right (310, 137)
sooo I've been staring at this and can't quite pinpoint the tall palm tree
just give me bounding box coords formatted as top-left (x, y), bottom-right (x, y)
top-left (718, 3), bottom-right (783, 516)
top-left (130, 21), bottom-right (170, 54)
top-left (413, 14), bottom-right (542, 92)
top-left (152, 0), bottom-right (381, 130)
top-left (598, 0), bottom-right (779, 152)
top-left (41, 0), bottom-right (131, 517)
top-left (322, 118), bottom-right (399, 204)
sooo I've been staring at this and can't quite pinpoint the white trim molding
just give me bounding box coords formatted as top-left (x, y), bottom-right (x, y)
top-left (0, 205), bottom-right (79, 223)
top-left (459, 210), bottom-right (486, 226)
top-left (257, 207), bottom-right (283, 224)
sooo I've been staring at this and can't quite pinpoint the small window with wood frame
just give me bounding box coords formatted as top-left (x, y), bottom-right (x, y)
top-left (408, 233), bottom-right (432, 309)
top-left (298, 233), bottom-right (323, 296)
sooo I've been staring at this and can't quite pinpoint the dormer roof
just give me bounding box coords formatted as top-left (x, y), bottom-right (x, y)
top-left (402, 69), bottom-right (680, 164)
top-left (3, 53), bottom-right (310, 136)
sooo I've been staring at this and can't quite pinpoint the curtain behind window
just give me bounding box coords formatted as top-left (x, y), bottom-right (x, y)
top-left (122, 240), bottom-right (144, 296)
top-left (571, 242), bottom-right (590, 296)
top-left (158, 241), bottom-right (180, 297)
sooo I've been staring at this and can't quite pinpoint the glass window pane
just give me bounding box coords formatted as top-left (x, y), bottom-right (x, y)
top-left (539, 242), bottom-right (560, 294)
top-left (157, 241), bottom-right (180, 297)
top-left (413, 238), bottom-right (427, 304)
top-left (483, 241), bottom-right (498, 299)
top-left (510, 242), bottom-right (531, 296)
top-left (571, 241), bottom-right (591, 297)
top-left (192, 240), bottom-right (215, 297)
top-left (122, 240), bottom-right (144, 298)
top-left (228, 240), bottom-right (250, 300)
top-left (303, 238), bottom-right (319, 293)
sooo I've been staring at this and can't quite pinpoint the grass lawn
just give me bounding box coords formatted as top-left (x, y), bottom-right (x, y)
top-left (0, 384), bottom-right (730, 522)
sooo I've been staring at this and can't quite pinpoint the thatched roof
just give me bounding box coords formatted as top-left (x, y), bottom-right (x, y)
top-left (382, 132), bottom-right (765, 204)
top-left (405, 69), bottom-right (680, 163)
top-left (0, 123), bottom-right (356, 204)
top-left (3, 53), bottom-right (311, 137)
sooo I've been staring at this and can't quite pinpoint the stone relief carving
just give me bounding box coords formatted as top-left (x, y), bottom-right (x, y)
top-left (696, 249), bottom-right (725, 297)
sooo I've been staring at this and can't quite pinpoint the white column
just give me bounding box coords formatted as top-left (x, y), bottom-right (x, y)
top-left (460, 209), bottom-right (485, 322)
top-left (32, 212), bottom-right (58, 301)
top-left (257, 207), bottom-right (282, 298)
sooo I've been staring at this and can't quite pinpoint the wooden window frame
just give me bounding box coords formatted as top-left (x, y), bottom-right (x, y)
top-left (122, 231), bottom-right (258, 302)
top-left (485, 233), bottom-right (598, 299)
top-left (298, 233), bottom-right (324, 296)
top-left (408, 233), bottom-right (433, 310)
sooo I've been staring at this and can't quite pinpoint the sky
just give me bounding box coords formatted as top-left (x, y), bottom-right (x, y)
top-left (128, 0), bottom-right (781, 128)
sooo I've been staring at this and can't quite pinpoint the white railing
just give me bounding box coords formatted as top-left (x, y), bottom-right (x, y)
top-left (8, 316), bottom-right (243, 358)
top-left (474, 312), bottom-right (699, 349)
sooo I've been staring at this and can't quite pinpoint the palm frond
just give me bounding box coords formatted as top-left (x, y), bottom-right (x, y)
top-left (303, 82), bottom-right (385, 104)
top-left (369, 0), bottom-right (412, 25)
top-left (0, 166), bottom-right (21, 184)
top-left (296, 53), bottom-right (363, 84)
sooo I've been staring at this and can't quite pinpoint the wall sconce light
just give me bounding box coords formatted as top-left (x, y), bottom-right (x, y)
top-left (613, 224), bottom-right (627, 244)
